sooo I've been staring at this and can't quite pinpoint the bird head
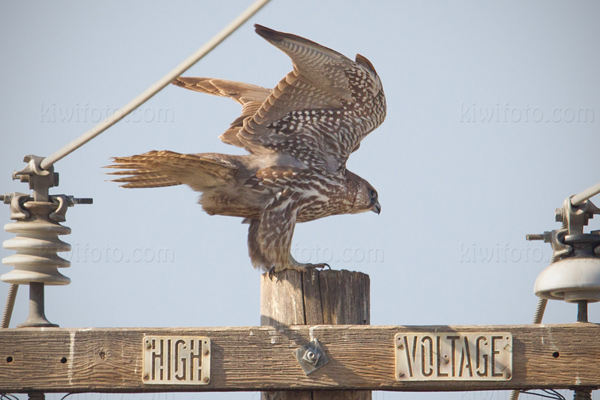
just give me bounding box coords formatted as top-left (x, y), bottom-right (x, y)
top-left (346, 170), bottom-right (381, 215)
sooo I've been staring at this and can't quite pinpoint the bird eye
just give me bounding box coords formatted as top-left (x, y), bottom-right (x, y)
top-left (369, 189), bottom-right (377, 199)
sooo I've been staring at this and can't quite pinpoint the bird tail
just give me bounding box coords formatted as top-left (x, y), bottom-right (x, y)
top-left (106, 150), bottom-right (238, 191)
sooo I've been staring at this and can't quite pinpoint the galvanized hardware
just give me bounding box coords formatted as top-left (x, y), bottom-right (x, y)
top-left (13, 155), bottom-right (59, 202)
top-left (142, 336), bottom-right (211, 385)
top-left (529, 191), bottom-right (600, 306)
top-left (294, 338), bottom-right (329, 375)
top-left (1, 193), bottom-right (32, 220)
top-left (0, 282), bottom-right (18, 329)
top-left (1, 155), bottom-right (92, 328)
top-left (528, 197), bottom-right (600, 260)
top-left (395, 332), bottom-right (512, 381)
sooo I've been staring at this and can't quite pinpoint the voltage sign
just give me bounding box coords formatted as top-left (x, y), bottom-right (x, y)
top-left (394, 332), bottom-right (512, 381)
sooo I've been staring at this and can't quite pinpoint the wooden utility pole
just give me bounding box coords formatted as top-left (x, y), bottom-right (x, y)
top-left (261, 269), bottom-right (371, 400)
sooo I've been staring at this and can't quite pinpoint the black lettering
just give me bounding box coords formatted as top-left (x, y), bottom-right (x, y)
top-left (476, 336), bottom-right (488, 377)
top-left (491, 336), bottom-right (503, 377)
top-left (190, 339), bottom-right (203, 381)
top-left (421, 336), bottom-right (434, 377)
top-left (166, 339), bottom-right (172, 380)
top-left (459, 336), bottom-right (473, 377)
top-left (403, 336), bottom-right (417, 377)
top-left (436, 336), bottom-right (448, 377)
top-left (174, 339), bottom-right (186, 380)
top-left (447, 335), bottom-right (460, 377)
top-left (151, 339), bottom-right (164, 381)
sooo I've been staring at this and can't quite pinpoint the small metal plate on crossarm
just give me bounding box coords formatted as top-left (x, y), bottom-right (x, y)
top-left (143, 336), bottom-right (211, 385)
top-left (294, 338), bottom-right (329, 375)
top-left (395, 332), bottom-right (512, 381)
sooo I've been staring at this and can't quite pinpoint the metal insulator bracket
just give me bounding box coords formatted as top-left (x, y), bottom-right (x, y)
top-left (528, 197), bottom-right (600, 263)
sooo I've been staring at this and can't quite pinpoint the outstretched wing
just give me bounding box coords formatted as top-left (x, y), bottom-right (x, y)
top-left (243, 25), bottom-right (386, 172)
top-left (173, 77), bottom-right (271, 148)
top-left (106, 150), bottom-right (237, 191)
top-left (174, 24), bottom-right (386, 173)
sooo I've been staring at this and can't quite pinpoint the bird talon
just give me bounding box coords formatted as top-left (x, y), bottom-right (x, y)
top-left (267, 266), bottom-right (276, 280)
top-left (303, 263), bottom-right (330, 271)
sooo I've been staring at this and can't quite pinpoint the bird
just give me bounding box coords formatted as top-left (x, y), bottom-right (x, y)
top-left (107, 24), bottom-right (386, 273)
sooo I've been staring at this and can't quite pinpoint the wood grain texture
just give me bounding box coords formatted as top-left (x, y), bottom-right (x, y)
top-left (1, 324), bottom-right (600, 392)
top-left (260, 269), bottom-right (371, 400)
top-left (260, 269), bottom-right (370, 326)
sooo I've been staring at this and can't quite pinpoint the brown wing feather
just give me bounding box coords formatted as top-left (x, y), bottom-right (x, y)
top-left (171, 26), bottom-right (386, 171)
top-left (254, 24), bottom-right (354, 111)
top-left (172, 77), bottom-right (271, 148)
top-left (238, 25), bottom-right (386, 171)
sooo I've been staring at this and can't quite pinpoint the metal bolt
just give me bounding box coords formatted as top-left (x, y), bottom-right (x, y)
top-left (204, 348), bottom-right (210, 356)
top-left (146, 341), bottom-right (152, 350)
top-left (398, 372), bottom-right (405, 378)
top-left (397, 343), bottom-right (404, 350)
top-left (143, 374), bottom-right (149, 381)
top-left (526, 231), bottom-right (551, 242)
top-left (71, 197), bottom-right (93, 205)
top-left (526, 234), bottom-right (545, 241)
top-left (555, 208), bottom-right (564, 222)
top-left (204, 377), bottom-right (210, 384)
top-left (303, 349), bottom-right (318, 365)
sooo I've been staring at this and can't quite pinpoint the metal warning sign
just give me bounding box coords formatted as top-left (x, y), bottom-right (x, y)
top-left (394, 332), bottom-right (512, 381)
top-left (143, 336), bottom-right (211, 385)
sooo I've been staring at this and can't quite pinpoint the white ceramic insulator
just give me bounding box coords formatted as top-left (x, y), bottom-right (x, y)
top-left (2, 201), bottom-right (71, 285)
top-left (534, 257), bottom-right (600, 302)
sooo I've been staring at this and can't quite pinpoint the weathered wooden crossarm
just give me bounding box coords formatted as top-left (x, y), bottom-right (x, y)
top-left (0, 324), bottom-right (598, 393)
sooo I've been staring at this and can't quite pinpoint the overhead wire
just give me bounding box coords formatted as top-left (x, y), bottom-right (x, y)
top-left (571, 182), bottom-right (600, 206)
top-left (1, 0), bottom-right (271, 331)
top-left (519, 389), bottom-right (566, 400)
top-left (40, 0), bottom-right (271, 170)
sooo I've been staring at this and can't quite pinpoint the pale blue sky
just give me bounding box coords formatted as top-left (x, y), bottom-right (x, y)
top-left (1, 1), bottom-right (600, 399)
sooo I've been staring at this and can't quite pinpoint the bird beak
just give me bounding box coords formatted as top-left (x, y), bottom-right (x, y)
top-left (372, 201), bottom-right (381, 215)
